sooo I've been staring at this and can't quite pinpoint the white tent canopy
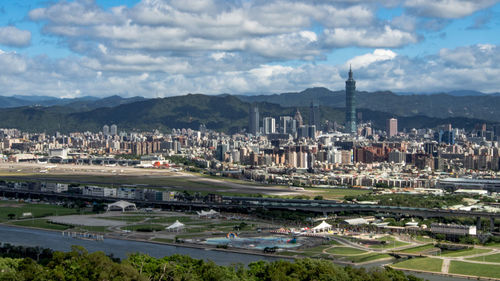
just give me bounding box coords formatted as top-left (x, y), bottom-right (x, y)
top-left (312, 221), bottom-right (332, 232)
top-left (197, 209), bottom-right (219, 217)
top-left (106, 200), bottom-right (137, 212)
top-left (166, 220), bottom-right (185, 232)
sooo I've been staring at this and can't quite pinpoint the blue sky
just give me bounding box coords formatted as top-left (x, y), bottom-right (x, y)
top-left (0, 0), bottom-right (499, 97)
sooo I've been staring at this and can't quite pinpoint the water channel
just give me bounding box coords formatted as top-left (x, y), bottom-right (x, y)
top-left (0, 225), bottom-right (467, 281)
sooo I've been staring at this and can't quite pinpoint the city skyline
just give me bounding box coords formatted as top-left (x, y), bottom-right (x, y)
top-left (0, 0), bottom-right (498, 98)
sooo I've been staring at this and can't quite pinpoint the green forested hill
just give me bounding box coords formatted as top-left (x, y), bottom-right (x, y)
top-left (238, 87), bottom-right (500, 122)
top-left (0, 92), bottom-right (494, 134)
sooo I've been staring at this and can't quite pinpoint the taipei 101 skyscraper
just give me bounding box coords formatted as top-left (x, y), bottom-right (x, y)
top-left (345, 66), bottom-right (357, 134)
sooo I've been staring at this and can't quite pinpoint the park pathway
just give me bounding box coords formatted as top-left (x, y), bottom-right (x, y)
top-left (441, 259), bottom-right (450, 273)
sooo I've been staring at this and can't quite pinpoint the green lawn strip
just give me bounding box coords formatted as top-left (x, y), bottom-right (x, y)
top-left (0, 203), bottom-right (79, 222)
top-left (485, 242), bottom-right (500, 248)
top-left (392, 257), bottom-right (443, 272)
top-left (305, 188), bottom-right (370, 200)
top-left (449, 260), bottom-right (500, 278)
top-left (466, 253), bottom-right (500, 263)
top-left (399, 244), bottom-right (437, 254)
top-left (302, 245), bottom-right (333, 256)
top-left (148, 217), bottom-right (195, 223)
top-left (369, 236), bottom-right (409, 249)
top-left (344, 253), bottom-right (392, 263)
top-left (414, 236), bottom-right (435, 243)
top-left (277, 251), bottom-right (300, 257)
top-left (8, 219), bottom-right (70, 231)
top-left (441, 248), bottom-right (491, 257)
top-left (152, 238), bottom-right (174, 243)
top-left (121, 224), bottom-right (164, 232)
top-left (326, 247), bottom-right (367, 255)
top-left (74, 225), bottom-right (110, 233)
top-left (1, 174), bottom-right (233, 191)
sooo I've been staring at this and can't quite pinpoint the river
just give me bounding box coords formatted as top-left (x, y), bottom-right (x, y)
top-left (0, 225), bottom-right (467, 281)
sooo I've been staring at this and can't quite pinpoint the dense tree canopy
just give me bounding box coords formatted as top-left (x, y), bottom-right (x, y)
top-left (0, 246), bottom-right (422, 281)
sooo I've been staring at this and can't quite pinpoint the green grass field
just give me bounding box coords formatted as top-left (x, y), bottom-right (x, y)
top-left (326, 247), bottom-right (367, 255)
top-left (307, 188), bottom-right (371, 200)
top-left (369, 236), bottom-right (410, 249)
top-left (414, 236), bottom-right (435, 243)
top-left (346, 253), bottom-right (392, 263)
top-left (74, 225), bottom-right (110, 232)
top-left (0, 173), bottom-right (239, 191)
top-left (121, 224), bottom-right (164, 232)
top-left (466, 253), bottom-right (500, 263)
top-left (8, 219), bottom-right (70, 230)
top-left (148, 216), bottom-right (195, 223)
top-left (449, 261), bottom-right (500, 278)
top-left (0, 202), bottom-right (79, 222)
top-left (152, 238), bottom-right (174, 243)
top-left (399, 244), bottom-right (437, 254)
top-left (393, 257), bottom-right (443, 272)
top-left (302, 245), bottom-right (333, 257)
top-left (441, 248), bottom-right (491, 257)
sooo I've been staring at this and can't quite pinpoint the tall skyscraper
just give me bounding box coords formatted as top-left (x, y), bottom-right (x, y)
top-left (110, 124), bottom-right (118, 136)
top-left (249, 104), bottom-right (259, 135)
top-left (294, 108), bottom-right (303, 126)
top-left (345, 66), bottom-right (356, 134)
top-left (279, 116), bottom-right (295, 134)
top-left (309, 101), bottom-right (320, 129)
top-left (102, 125), bottom-right (110, 136)
top-left (263, 117), bottom-right (276, 135)
top-left (386, 118), bottom-right (398, 137)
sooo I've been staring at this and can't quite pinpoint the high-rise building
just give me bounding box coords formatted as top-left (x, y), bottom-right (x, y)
top-left (309, 101), bottom-right (320, 129)
top-left (386, 118), bottom-right (398, 137)
top-left (345, 66), bottom-right (356, 134)
top-left (102, 125), bottom-right (110, 136)
top-left (263, 117), bottom-right (276, 135)
top-left (249, 104), bottom-right (259, 135)
top-left (216, 143), bottom-right (228, 161)
top-left (279, 116), bottom-right (296, 134)
top-left (294, 108), bottom-right (303, 126)
top-left (110, 124), bottom-right (118, 136)
top-left (435, 130), bottom-right (455, 145)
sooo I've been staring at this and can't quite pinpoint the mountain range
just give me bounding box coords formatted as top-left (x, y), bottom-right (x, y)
top-left (0, 89), bottom-right (498, 134)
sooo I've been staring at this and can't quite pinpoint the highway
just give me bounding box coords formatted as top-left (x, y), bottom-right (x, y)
top-left (2, 187), bottom-right (499, 225)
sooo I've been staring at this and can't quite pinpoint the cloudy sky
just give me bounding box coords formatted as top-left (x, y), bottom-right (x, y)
top-left (0, 0), bottom-right (499, 97)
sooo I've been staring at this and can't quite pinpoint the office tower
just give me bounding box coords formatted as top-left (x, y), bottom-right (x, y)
top-left (345, 66), bottom-right (356, 134)
top-left (389, 150), bottom-right (405, 163)
top-left (294, 108), bottom-right (303, 126)
top-left (435, 130), bottom-right (455, 145)
top-left (248, 104), bottom-right (259, 135)
top-left (110, 124), bottom-right (117, 136)
top-left (216, 143), bottom-right (228, 161)
top-left (494, 124), bottom-right (500, 137)
top-left (297, 125), bottom-right (316, 139)
top-left (102, 125), bottom-right (110, 136)
top-left (279, 116), bottom-right (295, 134)
top-left (309, 101), bottom-right (320, 129)
top-left (386, 118), bottom-right (398, 137)
top-left (263, 117), bottom-right (276, 135)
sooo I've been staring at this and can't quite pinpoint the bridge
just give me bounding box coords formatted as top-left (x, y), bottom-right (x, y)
top-left (1, 187), bottom-right (498, 231)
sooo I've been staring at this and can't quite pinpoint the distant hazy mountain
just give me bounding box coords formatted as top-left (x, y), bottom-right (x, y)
top-left (237, 87), bottom-right (500, 122)
top-left (0, 93), bottom-right (493, 134)
top-left (0, 95), bottom-right (144, 109)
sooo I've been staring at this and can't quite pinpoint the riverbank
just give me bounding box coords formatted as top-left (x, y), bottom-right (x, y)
top-left (0, 224), bottom-right (475, 281)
